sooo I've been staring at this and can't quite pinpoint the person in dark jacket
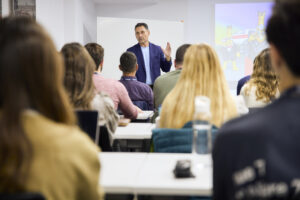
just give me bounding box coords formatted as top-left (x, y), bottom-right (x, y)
top-left (213, 0), bottom-right (300, 199)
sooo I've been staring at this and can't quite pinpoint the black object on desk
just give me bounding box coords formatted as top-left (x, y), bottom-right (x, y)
top-left (173, 160), bottom-right (194, 178)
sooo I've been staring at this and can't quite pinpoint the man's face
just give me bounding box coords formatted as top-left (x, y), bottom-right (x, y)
top-left (135, 26), bottom-right (150, 45)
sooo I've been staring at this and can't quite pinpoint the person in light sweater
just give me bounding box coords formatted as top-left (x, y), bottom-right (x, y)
top-left (240, 48), bottom-right (279, 108)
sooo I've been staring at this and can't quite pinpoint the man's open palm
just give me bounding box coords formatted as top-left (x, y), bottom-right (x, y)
top-left (161, 42), bottom-right (171, 60)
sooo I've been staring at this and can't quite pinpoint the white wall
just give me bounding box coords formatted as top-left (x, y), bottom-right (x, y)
top-left (96, 0), bottom-right (273, 45)
top-left (36, 0), bottom-right (65, 49)
top-left (96, 0), bottom-right (189, 41)
top-left (34, 0), bottom-right (272, 50)
top-left (36, 0), bottom-right (97, 50)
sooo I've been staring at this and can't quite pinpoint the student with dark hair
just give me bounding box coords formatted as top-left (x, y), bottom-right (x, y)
top-left (127, 23), bottom-right (172, 87)
top-left (213, 0), bottom-right (300, 199)
top-left (0, 17), bottom-right (102, 199)
top-left (153, 44), bottom-right (191, 110)
top-left (119, 51), bottom-right (153, 110)
top-left (85, 43), bottom-right (141, 119)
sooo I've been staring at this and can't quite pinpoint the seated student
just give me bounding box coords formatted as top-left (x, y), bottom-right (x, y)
top-left (0, 17), bottom-right (102, 199)
top-left (153, 44), bottom-right (191, 110)
top-left (61, 42), bottom-right (119, 136)
top-left (85, 43), bottom-right (141, 119)
top-left (119, 51), bottom-right (153, 110)
top-left (160, 44), bottom-right (244, 129)
top-left (213, 0), bottom-right (300, 199)
top-left (240, 48), bottom-right (279, 108)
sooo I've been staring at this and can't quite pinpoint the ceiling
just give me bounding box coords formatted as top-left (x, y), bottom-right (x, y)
top-left (93, 0), bottom-right (158, 4)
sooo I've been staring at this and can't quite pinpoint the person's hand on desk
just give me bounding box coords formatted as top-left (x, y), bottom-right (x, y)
top-left (135, 106), bottom-right (143, 113)
top-left (161, 42), bottom-right (171, 61)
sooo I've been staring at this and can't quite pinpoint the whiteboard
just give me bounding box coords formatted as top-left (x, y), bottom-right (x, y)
top-left (97, 17), bottom-right (184, 80)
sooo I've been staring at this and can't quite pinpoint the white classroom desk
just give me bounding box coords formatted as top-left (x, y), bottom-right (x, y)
top-left (99, 152), bottom-right (212, 196)
top-left (136, 111), bottom-right (154, 120)
top-left (99, 152), bottom-right (148, 194)
top-left (112, 123), bottom-right (155, 140)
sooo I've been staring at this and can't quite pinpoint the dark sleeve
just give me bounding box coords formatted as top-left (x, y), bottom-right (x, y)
top-left (159, 47), bottom-right (172, 72)
top-left (147, 87), bottom-right (154, 110)
top-left (118, 83), bottom-right (138, 119)
top-left (237, 80), bottom-right (243, 95)
top-left (213, 131), bottom-right (232, 200)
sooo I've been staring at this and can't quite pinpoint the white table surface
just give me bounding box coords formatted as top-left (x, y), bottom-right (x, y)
top-left (113, 123), bottom-right (155, 140)
top-left (99, 152), bottom-right (148, 194)
top-left (99, 152), bottom-right (212, 196)
top-left (135, 153), bottom-right (212, 196)
top-left (136, 111), bottom-right (154, 120)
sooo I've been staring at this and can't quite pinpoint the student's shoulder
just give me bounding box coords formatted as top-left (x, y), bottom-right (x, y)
top-left (155, 70), bottom-right (178, 83)
top-left (217, 103), bottom-right (280, 142)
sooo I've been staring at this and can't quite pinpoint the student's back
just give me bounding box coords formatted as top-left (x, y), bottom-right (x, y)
top-left (213, 0), bottom-right (300, 199)
top-left (118, 51), bottom-right (153, 110)
top-left (20, 110), bottom-right (102, 200)
top-left (0, 17), bottom-right (102, 200)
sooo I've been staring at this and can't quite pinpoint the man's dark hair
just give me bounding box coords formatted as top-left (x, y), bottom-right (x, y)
top-left (84, 43), bottom-right (104, 71)
top-left (266, 0), bottom-right (300, 76)
top-left (119, 52), bottom-right (137, 73)
top-left (175, 44), bottom-right (191, 65)
top-left (135, 23), bottom-right (148, 30)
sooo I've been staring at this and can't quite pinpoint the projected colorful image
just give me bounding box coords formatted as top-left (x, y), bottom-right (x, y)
top-left (215, 2), bottom-right (273, 87)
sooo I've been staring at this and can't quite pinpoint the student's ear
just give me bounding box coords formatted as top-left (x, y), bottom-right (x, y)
top-left (119, 65), bottom-right (122, 71)
top-left (136, 64), bottom-right (139, 71)
top-left (99, 60), bottom-right (104, 72)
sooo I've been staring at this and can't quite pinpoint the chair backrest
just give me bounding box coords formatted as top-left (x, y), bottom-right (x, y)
top-left (152, 123), bottom-right (219, 153)
top-left (99, 125), bottom-right (113, 152)
top-left (0, 193), bottom-right (45, 200)
top-left (75, 110), bottom-right (100, 145)
top-left (132, 100), bottom-right (151, 110)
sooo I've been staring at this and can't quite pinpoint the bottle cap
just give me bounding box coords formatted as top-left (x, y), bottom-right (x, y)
top-left (195, 96), bottom-right (210, 113)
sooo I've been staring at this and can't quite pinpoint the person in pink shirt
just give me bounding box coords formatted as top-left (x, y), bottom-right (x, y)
top-left (85, 43), bottom-right (141, 119)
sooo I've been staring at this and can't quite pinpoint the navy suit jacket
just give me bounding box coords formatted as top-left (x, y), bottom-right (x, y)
top-left (127, 42), bottom-right (172, 83)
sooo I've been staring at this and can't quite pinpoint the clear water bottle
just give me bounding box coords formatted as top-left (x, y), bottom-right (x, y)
top-left (192, 96), bottom-right (212, 154)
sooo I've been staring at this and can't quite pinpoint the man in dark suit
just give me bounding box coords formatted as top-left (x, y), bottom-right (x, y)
top-left (127, 23), bottom-right (172, 87)
top-left (213, 0), bottom-right (300, 199)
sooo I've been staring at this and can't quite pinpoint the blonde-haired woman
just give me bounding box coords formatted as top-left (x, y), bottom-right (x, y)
top-left (240, 48), bottom-right (279, 108)
top-left (160, 44), bottom-right (239, 128)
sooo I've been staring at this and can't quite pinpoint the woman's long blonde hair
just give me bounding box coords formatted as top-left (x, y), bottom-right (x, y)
top-left (160, 44), bottom-right (237, 128)
top-left (244, 48), bottom-right (278, 102)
